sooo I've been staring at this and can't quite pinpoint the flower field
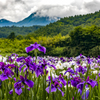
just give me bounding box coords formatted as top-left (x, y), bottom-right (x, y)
top-left (0, 42), bottom-right (100, 100)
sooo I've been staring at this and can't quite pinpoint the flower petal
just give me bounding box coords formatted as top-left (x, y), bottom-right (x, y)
top-left (25, 80), bottom-right (34, 88)
top-left (82, 90), bottom-right (89, 100)
top-left (46, 85), bottom-right (56, 93)
top-left (0, 74), bottom-right (8, 81)
top-left (38, 46), bottom-right (46, 54)
top-left (15, 88), bottom-right (22, 95)
top-left (57, 87), bottom-right (64, 96)
top-left (25, 46), bottom-right (35, 53)
top-left (32, 42), bottom-right (40, 49)
top-left (9, 89), bottom-right (13, 94)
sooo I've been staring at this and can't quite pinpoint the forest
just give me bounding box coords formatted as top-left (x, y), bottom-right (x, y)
top-left (0, 25), bottom-right (43, 38)
top-left (0, 25), bottom-right (100, 57)
top-left (0, 10), bottom-right (100, 57)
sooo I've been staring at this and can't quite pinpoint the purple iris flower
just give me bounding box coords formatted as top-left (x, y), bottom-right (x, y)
top-left (98, 55), bottom-right (100, 59)
top-left (76, 66), bottom-right (87, 74)
top-left (82, 90), bottom-right (89, 100)
top-left (29, 63), bottom-right (37, 72)
top-left (97, 59), bottom-right (100, 64)
top-left (9, 81), bottom-right (24, 95)
top-left (46, 84), bottom-right (57, 93)
top-left (18, 56), bottom-right (32, 72)
top-left (77, 81), bottom-right (85, 94)
top-left (0, 63), bottom-right (14, 81)
top-left (41, 59), bottom-right (56, 70)
top-left (59, 74), bottom-right (66, 86)
top-left (0, 68), bottom-right (14, 81)
top-left (30, 59), bottom-right (56, 77)
top-left (14, 81), bottom-right (24, 95)
top-left (11, 53), bottom-right (18, 57)
top-left (16, 56), bottom-right (25, 62)
top-left (98, 73), bottom-right (100, 77)
top-left (87, 58), bottom-right (92, 64)
top-left (0, 74), bottom-right (8, 81)
top-left (86, 79), bottom-right (97, 88)
top-left (7, 56), bottom-right (13, 63)
top-left (46, 81), bottom-right (64, 96)
top-left (0, 62), bottom-right (6, 71)
top-left (77, 81), bottom-right (89, 100)
top-left (29, 59), bottom-right (56, 77)
top-left (25, 42), bottom-right (46, 53)
top-left (20, 75), bottom-right (34, 88)
top-left (71, 77), bottom-right (82, 87)
top-left (9, 75), bottom-right (34, 95)
top-left (46, 76), bottom-right (65, 96)
top-left (64, 68), bottom-right (74, 75)
top-left (35, 64), bottom-right (43, 77)
top-left (86, 76), bottom-right (97, 88)
top-left (60, 57), bottom-right (66, 62)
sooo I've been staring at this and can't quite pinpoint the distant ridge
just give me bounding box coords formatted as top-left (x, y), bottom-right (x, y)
top-left (0, 19), bottom-right (16, 27)
top-left (32, 10), bottom-right (100, 36)
top-left (0, 12), bottom-right (60, 27)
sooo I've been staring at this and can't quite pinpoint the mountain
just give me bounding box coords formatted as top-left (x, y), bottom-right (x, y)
top-left (16, 12), bottom-right (59, 26)
top-left (31, 10), bottom-right (100, 37)
top-left (0, 19), bottom-right (16, 27)
top-left (0, 12), bottom-right (60, 27)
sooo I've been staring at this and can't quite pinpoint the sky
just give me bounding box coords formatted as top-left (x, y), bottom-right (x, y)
top-left (0, 0), bottom-right (100, 22)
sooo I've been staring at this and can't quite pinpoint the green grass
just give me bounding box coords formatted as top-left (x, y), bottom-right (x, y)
top-left (0, 53), bottom-right (28, 57)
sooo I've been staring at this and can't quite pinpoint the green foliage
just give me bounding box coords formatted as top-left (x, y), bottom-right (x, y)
top-left (0, 25), bottom-right (43, 38)
top-left (7, 32), bottom-right (16, 40)
top-left (24, 10), bottom-right (100, 37)
top-left (16, 35), bottom-right (24, 40)
top-left (1, 10), bottom-right (100, 58)
top-left (0, 24), bottom-right (100, 58)
top-left (62, 25), bottom-right (100, 57)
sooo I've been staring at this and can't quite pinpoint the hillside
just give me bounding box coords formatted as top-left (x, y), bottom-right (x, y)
top-left (0, 25), bottom-right (43, 38)
top-left (0, 12), bottom-right (59, 27)
top-left (31, 10), bottom-right (100, 37)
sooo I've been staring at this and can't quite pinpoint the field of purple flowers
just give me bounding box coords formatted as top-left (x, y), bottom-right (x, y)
top-left (0, 42), bottom-right (100, 100)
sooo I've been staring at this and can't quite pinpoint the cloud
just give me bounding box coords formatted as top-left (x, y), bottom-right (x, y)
top-left (0, 0), bottom-right (100, 22)
top-left (34, 0), bottom-right (100, 18)
top-left (34, 5), bottom-right (87, 18)
top-left (0, 0), bottom-right (36, 22)
top-left (84, 0), bottom-right (100, 12)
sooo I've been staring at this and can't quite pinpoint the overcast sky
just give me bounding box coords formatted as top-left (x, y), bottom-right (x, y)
top-left (0, 0), bottom-right (100, 22)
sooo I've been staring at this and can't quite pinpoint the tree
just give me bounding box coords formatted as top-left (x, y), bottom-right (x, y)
top-left (7, 32), bottom-right (16, 40)
top-left (16, 35), bottom-right (23, 40)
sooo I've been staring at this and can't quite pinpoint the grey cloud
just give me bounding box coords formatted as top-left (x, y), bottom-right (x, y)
top-left (84, 0), bottom-right (100, 12)
top-left (34, 5), bottom-right (87, 18)
top-left (0, 0), bottom-right (32, 22)
top-left (0, 0), bottom-right (100, 22)
top-left (15, 0), bottom-right (25, 4)
top-left (15, 0), bottom-right (22, 2)
top-left (34, 0), bottom-right (100, 18)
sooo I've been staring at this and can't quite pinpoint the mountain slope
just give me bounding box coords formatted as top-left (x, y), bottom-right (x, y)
top-left (0, 19), bottom-right (16, 27)
top-left (0, 25), bottom-right (43, 38)
top-left (16, 12), bottom-right (59, 26)
top-left (32, 10), bottom-right (100, 37)
top-left (0, 12), bottom-right (59, 27)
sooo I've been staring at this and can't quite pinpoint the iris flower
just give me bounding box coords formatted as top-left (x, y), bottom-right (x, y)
top-left (86, 76), bottom-right (97, 88)
top-left (9, 75), bottom-right (34, 95)
top-left (25, 42), bottom-right (46, 53)
top-left (9, 81), bottom-right (24, 95)
top-left (46, 76), bottom-right (65, 96)
top-left (20, 75), bottom-right (34, 88)
top-left (76, 66), bottom-right (87, 74)
top-left (0, 68), bottom-right (14, 81)
top-left (71, 77), bottom-right (82, 87)
top-left (77, 82), bottom-right (89, 100)
top-left (64, 68), bottom-right (75, 75)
